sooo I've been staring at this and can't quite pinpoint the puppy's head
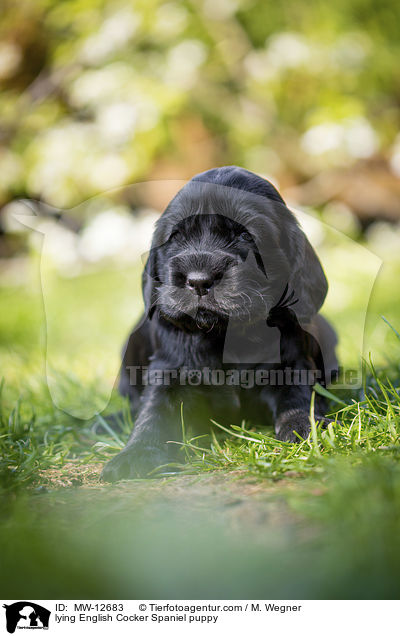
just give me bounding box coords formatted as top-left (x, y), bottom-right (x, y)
top-left (143, 166), bottom-right (327, 332)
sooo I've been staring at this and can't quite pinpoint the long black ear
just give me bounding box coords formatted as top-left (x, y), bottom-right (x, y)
top-left (142, 246), bottom-right (159, 319)
top-left (288, 228), bottom-right (328, 323)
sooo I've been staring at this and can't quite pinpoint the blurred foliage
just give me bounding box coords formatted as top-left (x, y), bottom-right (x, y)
top-left (0, 0), bottom-right (399, 212)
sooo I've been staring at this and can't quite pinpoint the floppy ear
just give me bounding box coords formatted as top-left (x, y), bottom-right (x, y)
top-left (288, 228), bottom-right (328, 323)
top-left (142, 246), bottom-right (160, 319)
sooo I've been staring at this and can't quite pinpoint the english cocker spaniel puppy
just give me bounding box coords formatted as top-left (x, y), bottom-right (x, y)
top-left (102, 166), bottom-right (338, 481)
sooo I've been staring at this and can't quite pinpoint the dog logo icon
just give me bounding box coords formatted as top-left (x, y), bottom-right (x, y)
top-left (2, 602), bottom-right (51, 633)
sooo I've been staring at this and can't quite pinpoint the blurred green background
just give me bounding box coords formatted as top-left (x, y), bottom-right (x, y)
top-left (1, 0), bottom-right (400, 601)
top-left (0, 0), bottom-right (400, 211)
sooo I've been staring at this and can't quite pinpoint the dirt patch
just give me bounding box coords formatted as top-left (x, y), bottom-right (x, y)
top-left (29, 467), bottom-right (306, 546)
top-left (35, 461), bottom-right (103, 489)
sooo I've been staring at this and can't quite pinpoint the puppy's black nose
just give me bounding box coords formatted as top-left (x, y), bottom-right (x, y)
top-left (186, 272), bottom-right (215, 296)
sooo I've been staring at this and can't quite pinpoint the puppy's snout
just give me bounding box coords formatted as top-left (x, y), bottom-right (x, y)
top-left (186, 271), bottom-right (221, 296)
top-left (170, 251), bottom-right (234, 295)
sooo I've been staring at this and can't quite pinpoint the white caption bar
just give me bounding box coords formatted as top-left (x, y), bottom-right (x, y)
top-left (1, 599), bottom-right (397, 635)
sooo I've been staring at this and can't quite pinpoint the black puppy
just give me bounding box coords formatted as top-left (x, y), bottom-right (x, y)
top-left (102, 166), bottom-right (337, 481)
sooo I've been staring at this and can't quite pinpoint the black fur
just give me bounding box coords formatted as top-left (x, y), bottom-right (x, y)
top-left (101, 166), bottom-right (338, 481)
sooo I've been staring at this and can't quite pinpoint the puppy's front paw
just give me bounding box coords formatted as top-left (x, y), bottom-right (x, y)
top-left (101, 444), bottom-right (169, 482)
top-left (275, 409), bottom-right (332, 443)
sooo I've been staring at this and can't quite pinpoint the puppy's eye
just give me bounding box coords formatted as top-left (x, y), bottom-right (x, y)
top-left (240, 231), bottom-right (253, 242)
top-left (169, 230), bottom-right (180, 240)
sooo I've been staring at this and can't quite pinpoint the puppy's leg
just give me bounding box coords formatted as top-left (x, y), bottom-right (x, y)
top-left (262, 383), bottom-right (331, 443)
top-left (101, 383), bottom-right (182, 481)
top-left (101, 381), bottom-right (238, 481)
top-left (264, 308), bottom-right (336, 442)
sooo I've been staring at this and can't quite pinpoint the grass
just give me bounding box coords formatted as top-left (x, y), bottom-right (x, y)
top-left (1, 356), bottom-right (400, 490)
top-left (1, 248), bottom-right (400, 598)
